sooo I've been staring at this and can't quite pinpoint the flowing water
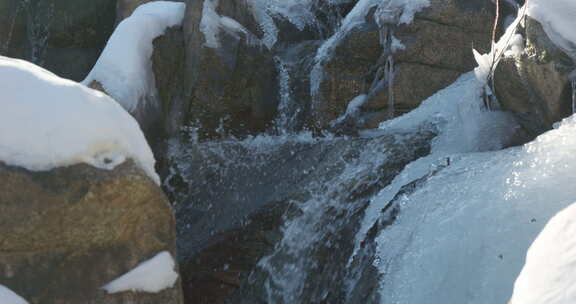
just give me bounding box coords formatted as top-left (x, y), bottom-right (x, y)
top-left (165, 1), bottom-right (576, 303)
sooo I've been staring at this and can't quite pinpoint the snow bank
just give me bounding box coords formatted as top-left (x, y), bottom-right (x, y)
top-left (511, 202), bottom-right (576, 304)
top-left (374, 104), bottom-right (576, 303)
top-left (0, 285), bottom-right (28, 304)
top-left (527, 0), bottom-right (576, 57)
top-left (0, 56), bottom-right (159, 184)
top-left (82, 1), bottom-right (186, 113)
top-left (103, 251), bottom-right (178, 293)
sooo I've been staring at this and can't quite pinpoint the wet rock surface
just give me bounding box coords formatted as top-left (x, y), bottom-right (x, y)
top-left (0, 0), bottom-right (116, 81)
top-left (0, 161), bottom-right (182, 304)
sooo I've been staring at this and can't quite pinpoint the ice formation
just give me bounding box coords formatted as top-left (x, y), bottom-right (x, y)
top-left (82, 1), bottom-right (186, 114)
top-left (103, 251), bottom-right (178, 294)
top-left (369, 75), bottom-right (576, 303)
top-left (0, 56), bottom-right (159, 184)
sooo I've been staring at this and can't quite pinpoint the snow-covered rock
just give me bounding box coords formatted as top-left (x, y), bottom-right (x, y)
top-left (0, 285), bottom-right (29, 304)
top-left (83, 1), bottom-right (186, 122)
top-left (0, 55), bottom-right (159, 184)
top-left (510, 202), bottom-right (576, 304)
top-left (103, 251), bottom-right (179, 294)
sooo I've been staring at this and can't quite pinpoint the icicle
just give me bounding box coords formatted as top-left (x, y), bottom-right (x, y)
top-left (374, 3), bottom-right (401, 119)
top-left (386, 54), bottom-right (395, 119)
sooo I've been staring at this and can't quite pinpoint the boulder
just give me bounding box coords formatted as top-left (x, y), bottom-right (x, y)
top-left (494, 17), bottom-right (575, 138)
top-left (0, 0), bottom-right (117, 81)
top-left (314, 0), bottom-right (495, 129)
top-left (181, 0), bottom-right (279, 139)
top-left (0, 161), bottom-right (183, 304)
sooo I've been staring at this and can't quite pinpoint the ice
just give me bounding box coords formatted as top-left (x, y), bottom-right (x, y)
top-left (102, 251), bottom-right (178, 294)
top-left (0, 56), bottom-right (159, 184)
top-left (473, 4), bottom-right (526, 85)
top-left (351, 72), bottom-right (519, 263)
top-left (511, 202), bottom-right (576, 304)
top-left (0, 285), bottom-right (28, 304)
top-left (82, 1), bottom-right (186, 113)
top-left (373, 101), bottom-right (576, 303)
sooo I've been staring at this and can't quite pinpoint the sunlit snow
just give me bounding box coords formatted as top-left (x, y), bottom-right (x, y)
top-left (103, 251), bottom-right (178, 294)
top-left (511, 202), bottom-right (576, 304)
top-left (0, 56), bottom-right (159, 184)
top-left (83, 1), bottom-right (186, 114)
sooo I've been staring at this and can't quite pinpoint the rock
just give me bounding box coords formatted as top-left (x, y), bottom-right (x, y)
top-left (0, 0), bottom-right (117, 81)
top-left (494, 17), bottom-right (574, 138)
top-left (313, 0), bottom-right (494, 129)
top-left (0, 161), bottom-right (183, 304)
top-left (181, 0), bottom-right (279, 139)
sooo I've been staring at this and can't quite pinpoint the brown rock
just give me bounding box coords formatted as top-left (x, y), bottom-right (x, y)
top-left (0, 161), bottom-right (183, 304)
top-left (180, 0), bottom-right (278, 139)
top-left (313, 0), bottom-right (494, 129)
top-left (494, 17), bottom-right (574, 137)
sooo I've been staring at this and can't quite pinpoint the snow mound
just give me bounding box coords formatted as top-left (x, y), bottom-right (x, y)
top-left (511, 202), bottom-right (576, 304)
top-left (103, 251), bottom-right (178, 294)
top-left (0, 285), bottom-right (28, 304)
top-left (0, 56), bottom-right (159, 184)
top-left (82, 1), bottom-right (186, 113)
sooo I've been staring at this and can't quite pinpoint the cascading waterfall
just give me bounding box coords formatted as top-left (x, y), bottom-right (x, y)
top-left (169, 0), bottom-right (535, 303)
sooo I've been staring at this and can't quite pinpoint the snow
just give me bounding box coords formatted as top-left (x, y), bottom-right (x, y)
top-left (527, 0), bottom-right (576, 57)
top-left (102, 251), bottom-right (178, 294)
top-left (0, 56), bottom-right (159, 184)
top-left (510, 202), bottom-right (576, 304)
top-left (0, 285), bottom-right (28, 304)
top-left (367, 77), bottom-right (576, 303)
top-left (200, 0), bottom-right (258, 49)
top-left (82, 1), bottom-right (186, 113)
